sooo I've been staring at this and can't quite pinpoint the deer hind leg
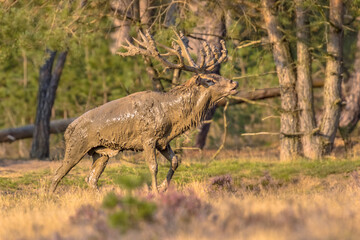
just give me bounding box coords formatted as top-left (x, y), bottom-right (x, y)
top-left (49, 146), bottom-right (88, 193)
top-left (86, 152), bottom-right (109, 190)
top-left (158, 144), bottom-right (179, 192)
top-left (144, 142), bottom-right (158, 193)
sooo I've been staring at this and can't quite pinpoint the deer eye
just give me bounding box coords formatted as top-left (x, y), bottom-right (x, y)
top-left (205, 79), bottom-right (215, 86)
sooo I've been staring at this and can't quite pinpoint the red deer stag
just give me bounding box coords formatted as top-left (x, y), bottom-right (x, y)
top-left (50, 30), bottom-right (238, 193)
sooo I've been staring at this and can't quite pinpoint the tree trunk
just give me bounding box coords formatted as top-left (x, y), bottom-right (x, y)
top-left (339, 30), bottom-right (360, 145)
top-left (195, 106), bottom-right (217, 149)
top-left (30, 50), bottom-right (68, 159)
top-left (189, 0), bottom-right (226, 149)
top-left (144, 57), bottom-right (164, 92)
top-left (164, 0), bottom-right (178, 27)
top-left (110, 0), bottom-right (154, 53)
top-left (139, 0), bottom-right (164, 91)
top-left (315, 0), bottom-right (343, 155)
top-left (110, 0), bottom-right (135, 54)
top-left (261, 0), bottom-right (299, 161)
top-left (139, 0), bottom-right (152, 27)
top-left (295, 0), bottom-right (319, 159)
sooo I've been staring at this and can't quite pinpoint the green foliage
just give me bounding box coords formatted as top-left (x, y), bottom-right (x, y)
top-left (0, 0), bottom-right (151, 129)
top-left (0, 0), bottom-right (360, 151)
top-left (113, 174), bottom-right (147, 191)
top-left (102, 191), bottom-right (118, 209)
top-left (103, 172), bottom-right (156, 232)
top-left (102, 175), bottom-right (156, 232)
top-left (104, 165), bottom-right (152, 187)
top-left (105, 194), bottom-right (156, 232)
top-left (0, 0), bottom-right (110, 61)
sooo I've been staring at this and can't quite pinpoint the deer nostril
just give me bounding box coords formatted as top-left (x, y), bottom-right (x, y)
top-left (230, 80), bottom-right (233, 84)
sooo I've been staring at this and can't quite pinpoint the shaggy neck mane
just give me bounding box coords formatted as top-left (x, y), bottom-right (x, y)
top-left (168, 76), bottom-right (197, 93)
top-left (165, 76), bottom-right (215, 137)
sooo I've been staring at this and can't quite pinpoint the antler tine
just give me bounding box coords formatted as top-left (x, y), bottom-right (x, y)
top-left (172, 41), bottom-right (185, 67)
top-left (212, 45), bottom-right (220, 60)
top-left (139, 30), bottom-right (149, 45)
top-left (205, 40), bottom-right (228, 71)
top-left (144, 29), bottom-right (158, 56)
top-left (132, 36), bottom-right (148, 49)
top-left (173, 30), bottom-right (198, 68)
top-left (199, 43), bottom-right (207, 69)
top-left (204, 43), bottom-right (219, 67)
top-left (157, 43), bottom-right (179, 56)
top-left (118, 29), bottom-right (227, 74)
top-left (202, 41), bottom-right (213, 66)
top-left (142, 29), bottom-right (190, 70)
top-left (117, 39), bottom-right (147, 57)
top-left (219, 40), bottom-right (228, 62)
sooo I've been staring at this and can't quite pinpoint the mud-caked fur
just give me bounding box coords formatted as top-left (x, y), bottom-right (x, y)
top-left (50, 74), bottom-right (238, 193)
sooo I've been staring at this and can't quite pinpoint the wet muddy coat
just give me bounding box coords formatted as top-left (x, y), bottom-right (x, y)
top-left (50, 74), bottom-right (238, 193)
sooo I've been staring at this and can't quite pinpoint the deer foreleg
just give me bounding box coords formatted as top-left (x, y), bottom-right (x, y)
top-left (158, 144), bottom-right (179, 192)
top-left (86, 153), bottom-right (109, 190)
top-left (144, 142), bottom-right (158, 193)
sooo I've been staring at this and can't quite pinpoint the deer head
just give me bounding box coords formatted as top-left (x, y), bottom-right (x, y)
top-left (116, 29), bottom-right (238, 101)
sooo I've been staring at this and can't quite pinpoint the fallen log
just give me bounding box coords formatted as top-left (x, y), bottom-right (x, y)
top-left (0, 79), bottom-right (324, 143)
top-left (0, 118), bottom-right (76, 143)
top-left (218, 87), bottom-right (280, 106)
top-left (218, 78), bottom-right (324, 106)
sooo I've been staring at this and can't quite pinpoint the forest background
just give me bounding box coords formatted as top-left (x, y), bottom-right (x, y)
top-left (1, 0), bottom-right (360, 160)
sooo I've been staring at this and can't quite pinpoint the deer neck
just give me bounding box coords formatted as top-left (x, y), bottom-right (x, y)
top-left (166, 86), bottom-right (213, 133)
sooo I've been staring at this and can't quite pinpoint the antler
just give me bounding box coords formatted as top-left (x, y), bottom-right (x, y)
top-left (117, 29), bottom-right (228, 74)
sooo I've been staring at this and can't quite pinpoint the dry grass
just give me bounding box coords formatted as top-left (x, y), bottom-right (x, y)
top-left (171, 174), bottom-right (360, 240)
top-left (0, 156), bottom-right (360, 240)
top-left (0, 189), bottom-right (99, 239)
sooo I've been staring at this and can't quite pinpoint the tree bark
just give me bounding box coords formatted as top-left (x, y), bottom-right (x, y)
top-left (30, 50), bottom-right (68, 159)
top-left (339, 30), bottom-right (360, 144)
top-left (261, 0), bottom-right (300, 161)
top-left (110, 0), bottom-right (154, 53)
top-left (189, 0), bottom-right (226, 149)
top-left (139, 0), bottom-right (164, 92)
top-left (139, 0), bottom-right (152, 27)
top-left (110, 0), bottom-right (136, 54)
top-left (316, 0), bottom-right (343, 155)
top-left (144, 57), bottom-right (164, 92)
top-left (195, 106), bottom-right (216, 149)
top-left (295, 0), bottom-right (319, 159)
top-left (164, 0), bottom-right (178, 27)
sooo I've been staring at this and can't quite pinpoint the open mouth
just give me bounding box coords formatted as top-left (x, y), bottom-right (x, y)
top-left (229, 86), bottom-right (238, 95)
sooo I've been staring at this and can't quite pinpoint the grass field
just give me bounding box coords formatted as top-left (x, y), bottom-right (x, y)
top-left (1, 152), bottom-right (360, 240)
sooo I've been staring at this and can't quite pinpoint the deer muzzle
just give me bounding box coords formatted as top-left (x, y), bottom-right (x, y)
top-left (229, 80), bottom-right (239, 95)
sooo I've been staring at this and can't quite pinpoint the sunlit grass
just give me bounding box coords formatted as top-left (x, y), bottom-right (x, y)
top-left (0, 157), bottom-right (360, 239)
top-left (2, 157), bottom-right (360, 192)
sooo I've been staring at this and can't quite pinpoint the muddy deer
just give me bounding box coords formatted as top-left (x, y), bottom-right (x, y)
top-left (50, 30), bottom-right (238, 193)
